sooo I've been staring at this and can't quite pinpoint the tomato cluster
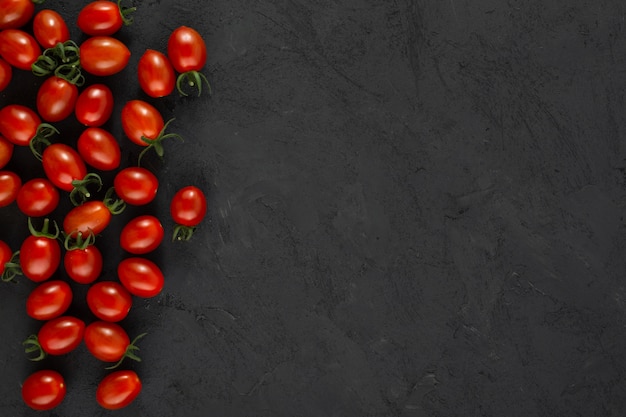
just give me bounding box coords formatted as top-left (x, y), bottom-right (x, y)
top-left (0, 0), bottom-right (210, 411)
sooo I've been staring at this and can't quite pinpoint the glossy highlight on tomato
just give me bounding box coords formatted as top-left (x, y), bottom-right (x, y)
top-left (167, 26), bottom-right (210, 96)
top-left (96, 370), bottom-right (141, 410)
top-left (78, 0), bottom-right (136, 36)
top-left (33, 9), bottom-right (70, 49)
top-left (75, 83), bottom-right (114, 126)
top-left (0, 170), bottom-right (21, 207)
top-left (0, 104), bottom-right (41, 146)
top-left (0, 0), bottom-right (36, 30)
top-left (121, 100), bottom-right (164, 146)
top-left (22, 370), bottom-right (66, 411)
top-left (63, 200), bottom-right (112, 237)
top-left (26, 280), bottom-right (73, 320)
top-left (0, 29), bottom-right (41, 70)
top-left (16, 178), bottom-right (60, 217)
top-left (20, 218), bottom-right (61, 282)
top-left (84, 321), bottom-right (143, 364)
top-left (118, 257), bottom-right (164, 298)
top-left (64, 241), bottom-right (103, 284)
top-left (87, 281), bottom-right (132, 322)
top-left (36, 315), bottom-right (85, 355)
top-left (138, 49), bottom-right (175, 97)
top-left (42, 143), bottom-right (87, 192)
top-left (171, 185), bottom-right (207, 240)
top-left (36, 76), bottom-right (79, 122)
top-left (77, 127), bottom-right (121, 171)
top-left (113, 166), bottom-right (158, 205)
top-left (80, 36), bottom-right (131, 76)
top-left (120, 214), bottom-right (164, 254)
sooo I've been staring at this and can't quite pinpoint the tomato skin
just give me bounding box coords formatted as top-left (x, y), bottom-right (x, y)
top-left (113, 167), bottom-right (158, 205)
top-left (87, 281), bottom-right (132, 322)
top-left (0, 29), bottom-right (41, 70)
top-left (78, 1), bottom-right (124, 36)
top-left (138, 49), bottom-right (175, 98)
top-left (38, 316), bottom-right (85, 355)
top-left (33, 9), bottom-right (70, 49)
top-left (0, 57), bottom-right (11, 92)
top-left (63, 200), bottom-right (112, 237)
top-left (80, 36), bottom-right (131, 76)
top-left (118, 257), bottom-right (164, 298)
top-left (20, 235), bottom-right (61, 282)
top-left (42, 143), bottom-right (87, 192)
top-left (121, 100), bottom-right (164, 146)
top-left (0, 135), bottom-right (13, 168)
top-left (26, 280), bottom-right (73, 320)
top-left (0, 170), bottom-right (21, 207)
top-left (96, 370), bottom-right (141, 410)
top-left (167, 26), bottom-right (207, 73)
top-left (84, 321), bottom-right (131, 362)
top-left (64, 244), bottom-right (103, 284)
top-left (0, 239), bottom-right (12, 276)
top-left (171, 186), bottom-right (207, 227)
top-left (16, 178), bottom-right (60, 217)
top-left (75, 83), bottom-right (114, 127)
top-left (36, 76), bottom-right (79, 122)
top-left (0, 104), bottom-right (41, 146)
top-left (77, 127), bottom-right (121, 171)
top-left (22, 370), bottom-right (66, 411)
top-left (120, 215), bottom-right (164, 254)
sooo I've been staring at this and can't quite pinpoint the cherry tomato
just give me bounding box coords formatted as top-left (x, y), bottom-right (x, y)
top-left (36, 315), bottom-right (85, 355)
top-left (75, 83), bottom-right (114, 126)
top-left (120, 100), bottom-right (164, 146)
top-left (87, 281), bottom-right (132, 322)
top-left (0, 239), bottom-right (14, 277)
top-left (78, 0), bottom-right (135, 36)
top-left (167, 26), bottom-right (210, 96)
top-left (16, 178), bottom-right (60, 217)
top-left (118, 257), bottom-right (164, 298)
top-left (20, 219), bottom-right (61, 282)
top-left (113, 167), bottom-right (158, 205)
top-left (171, 185), bottom-right (207, 240)
top-left (64, 243), bottom-right (102, 284)
top-left (36, 76), bottom-right (79, 122)
top-left (138, 49), bottom-right (175, 98)
top-left (0, 170), bottom-right (20, 207)
top-left (33, 9), bottom-right (70, 49)
top-left (0, 135), bottom-right (12, 168)
top-left (0, 104), bottom-right (41, 146)
top-left (26, 280), bottom-right (73, 320)
top-left (96, 370), bottom-right (141, 410)
top-left (0, 29), bottom-right (41, 70)
top-left (77, 127), bottom-right (121, 171)
top-left (63, 200), bottom-right (112, 237)
top-left (22, 370), bottom-right (66, 411)
top-left (0, 57), bottom-right (11, 92)
top-left (41, 143), bottom-right (87, 192)
top-left (84, 321), bottom-right (143, 364)
top-left (120, 215), bottom-right (163, 254)
top-left (80, 36), bottom-right (131, 76)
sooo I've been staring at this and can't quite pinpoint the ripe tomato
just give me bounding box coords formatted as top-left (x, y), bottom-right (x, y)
top-left (0, 57), bottom-right (11, 92)
top-left (84, 321), bottom-right (144, 365)
top-left (41, 143), bottom-right (87, 192)
top-left (22, 370), bottom-right (66, 411)
top-left (171, 185), bottom-right (207, 240)
top-left (36, 76), bottom-right (79, 122)
top-left (167, 26), bottom-right (210, 96)
top-left (0, 238), bottom-right (16, 279)
top-left (0, 135), bottom-right (13, 168)
top-left (80, 36), bottom-right (131, 76)
top-left (120, 215), bottom-right (164, 254)
top-left (138, 49), bottom-right (175, 97)
top-left (0, 104), bottom-right (41, 146)
top-left (87, 281), bottom-right (132, 322)
top-left (77, 127), bottom-right (121, 171)
top-left (20, 218), bottom-right (61, 282)
top-left (16, 178), bottom-right (60, 217)
top-left (113, 167), bottom-right (158, 205)
top-left (0, 29), bottom-right (41, 70)
top-left (0, 0), bottom-right (36, 30)
top-left (35, 315), bottom-right (85, 355)
top-left (63, 200), bottom-right (111, 237)
top-left (33, 9), bottom-right (70, 49)
top-left (96, 370), bottom-right (141, 410)
top-left (0, 170), bottom-right (21, 207)
top-left (118, 257), bottom-right (164, 298)
top-left (75, 83), bottom-right (114, 126)
top-left (26, 280), bottom-right (73, 320)
top-left (64, 241), bottom-right (103, 284)
top-left (120, 100), bottom-right (163, 146)
top-left (78, 0), bottom-right (136, 36)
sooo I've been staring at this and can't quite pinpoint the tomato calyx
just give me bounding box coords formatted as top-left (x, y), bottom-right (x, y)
top-left (172, 224), bottom-right (197, 241)
top-left (63, 229), bottom-right (96, 251)
top-left (176, 70), bottom-right (211, 97)
top-left (1, 251), bottom-right (22, 282)
top-left (105, 332), bottom-right (147, 370)
top-left (138, 118), bottom-right (183, 166)
top-left (103, 187), bottom-right (127, 215)
top-left (118, 0), bottom-right (137, 26)
top-left (23, 334), bottom-right (47, 361)
top-left (32, 41), bottom-right (84, 86)
top-left (70, 172), bottom-right (103, 206)
top-left (28, 124), bottom-right (60, 160)
top-left (28, 217), bottom-right (60, 240)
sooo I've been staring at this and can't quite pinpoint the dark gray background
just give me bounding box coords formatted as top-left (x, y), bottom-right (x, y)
top-left (1, 0), bottom-right (625, 416)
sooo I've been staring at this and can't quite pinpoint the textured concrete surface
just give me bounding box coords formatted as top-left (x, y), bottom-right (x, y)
top-left (1, 0), bottom-right (626, 416)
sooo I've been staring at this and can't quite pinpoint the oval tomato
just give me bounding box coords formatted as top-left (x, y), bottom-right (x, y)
top-left (87, 281), bottom-right (132, 322)
top-left (96, 370), bottom-right (141, 410)
top-left (26, 280), bottom-right (73, 320)
top-left (63, 200), bottom-right (112, 237)
top-left (22, 370), bottom-right (66, 411)
top-left (77, 127), bottom-right (120, 171)
top-left (33, 9), bottom-right (70, 49)
top-left (80, 36), bottom-right (131, 76)
top-left (84, 321), bottom-right (142, 363)
top-left (16, 178), bottom-right (60, 217)
top-left (20, 227), bottom-right (61, 282)
top-left (0, 29), bottom-right (41, 70)
top-left (113, 167), bottom-right (158, 205)
top-left (0, 104), bottom-right (41, 146)
top-left (0, 170), bottom-right (20, 207)
top-left (167, 26), bottom-right (206, 73)
top-left (64, 243), bottom-right (102, 284)
top-left (36, 76), bottom-right (79, 122)
top-left (120, 100), bottom-right (163, 146)
top-left (78, 0), bottom-right (135, 36)
top-left (0, 0), bottom-right (35, 29)
top-left (138, 49), bottom-right (175, 98)
top-left (75, 83), bottom-right (114, 126)
top-left (120, 215), bottom-right (163, 254)
top-left (41, 143), bottom-right (87, 192)
top-left (37, 315), bottom-right (85, 355)
top-left (0, 57), bottom-right (11, 92)
top-left (0, 135), bottom-right (13, 168)
top-left (118, 257), bottom-right (164, 298)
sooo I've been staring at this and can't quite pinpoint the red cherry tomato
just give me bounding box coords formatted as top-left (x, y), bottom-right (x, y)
top-left (84, 321), bottom-right (142, 363)
top-left (0, 170), bottom-right (20, 207)
top-left (0, 29), bottom-right (41, 70)
top-left (0, 135), bottom-right (12, 168)
top-left (77, 127), bottom-right (121, 171)
top-left (75, 83), bottom-right (114, 126)
top-left (96, 370), bottom-right (141, 410)
top-left (36, 76), bottom-right (79, 122)
top-left (16, 178), bottom-right (60, 217)
top-left (87, 281), bottom-right (132, 322)
top-left (0, 104), bottom-right (41, 146)
top-left (120, 215), bottom-right (163, 254)
top-left (20, 219), bottom-right (61, 282)
top-left (0, 239), bottom-right (14, 277)
top-left (78, 0), bottom-right (135, 36)
top-left (168, 26), bottom-right (206, 72)
top-left (118, 257), bottom-right (164, 298)
top-left (64, 243), bottom-right (103, 284)
top-left (0, 57), bottom-right (11, 92)
top-left (33, 9), bottom-right (70, 49)
top-left (22, 370), bottom-right (66, 411)
top-left (26, 280), bottom-right (73, 320)
top-left (138, 49), bottom-right (175, 98)
top-left (171, 185), bottom-right (207, 226)
top-left (80, 36), bottom-right (131, 76)
top-left (0, 0), bottom-right (36, 30)
top-left (113, 167), bottom-right (158, 205)
top-left (120, 100), bottom-right (164, 146)
top-left (41, 143), bottom-right (87, 192)
top-left (37, 315), bottom-right (85, 355)
top-left (63, 200), bottom-right (112, 237)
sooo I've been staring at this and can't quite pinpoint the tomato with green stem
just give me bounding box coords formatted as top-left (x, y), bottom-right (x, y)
top-left (78, 0), bottom-right (136, 36)
top-left (26, 280), bottom-right (73, 320)
top-left (64, 231), bottom-right (103, 284)
top-left (87, 281), bottom-right (132, 322)
top-left (118, 257), bottom-right (164, 298)
top-left (113, 166), bottom-right (158, 206)
top-left (36, 75), bottom-right (79, 122)
top-left (0, 104), bottom-right (46, 146)
top-left (80, 36), bottom-right (130, 76)
top-left (0, 29), bottom-right (41, 70)
top-left (63, 187), bottom-right (126, 238)
top-left (167, 26), bottom-right (211, 96)
top-left (120, 214), bottom-right (164, 254)
top-left (96, 370), bottom-right (141, 410)
top-left (33, 9), bottom-right (70, 49)
top-left (171, 185), bottom-right (207, 241)
top-left (20, 217), bottom-right (61, 282)
top-left (22, 370), bottom-right (66, 411)
top-left (0, 57), bottom-right (11, 92)
top-left (84, 321), bottom-right (146, 368)
top-left (0, 170), bottom-right (21, 207)
top-left (16, 178), bottom-right (60, 217)
top-left (138, 49), bottom-right (175, 98)
top-left (77, 127), bottom-right (121, 171)
top-left (24, 315), bottom-right (85, 360)
top-left (75, 83), bottom-right (114, 127)
top-left (0, 239), bottom-right (20, 282)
